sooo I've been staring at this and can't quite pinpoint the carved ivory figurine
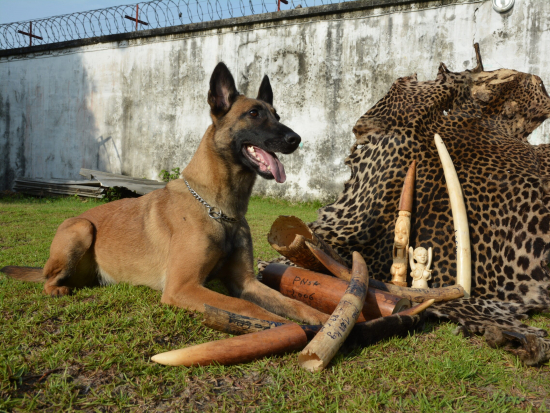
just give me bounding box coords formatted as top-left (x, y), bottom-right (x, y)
top-left (409, 246), bottom-right (433, 289)
top-left (389, 213), bottom-right (411, 287)
top-left (390, 161), bottom-right (416, 287)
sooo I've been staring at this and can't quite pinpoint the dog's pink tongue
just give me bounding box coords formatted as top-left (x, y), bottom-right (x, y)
top-left (255, 148), bottom-right (286, 183)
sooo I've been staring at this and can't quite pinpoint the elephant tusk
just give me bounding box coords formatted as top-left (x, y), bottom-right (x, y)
top-left (298, 251), bottom-right (369, 372)
top-left (151, 323), bottom-right (308, 367)
top-left (434, 134), bottom-right (472, 297)
top-left (306, 241), bottom-right (465, 302)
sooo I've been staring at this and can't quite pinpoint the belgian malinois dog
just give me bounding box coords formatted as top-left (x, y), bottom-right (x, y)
top-left (1, 63), bottom-right (329, 325)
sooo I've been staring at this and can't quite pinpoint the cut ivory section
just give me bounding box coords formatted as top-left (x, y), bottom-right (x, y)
top-left (298, 251), bottom-right (369, 373)
top-left (267, 215), bottom-right (349, 273)
top-left (434, 134), bottom-right (472, 297)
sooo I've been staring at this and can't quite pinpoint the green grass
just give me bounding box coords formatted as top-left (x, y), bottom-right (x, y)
top-left (1, 195), bottom-right (549, 412)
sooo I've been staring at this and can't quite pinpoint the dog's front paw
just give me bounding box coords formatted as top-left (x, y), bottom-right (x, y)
top-left (44, 285), bottom-right (72, 297)
top-left (302, 310), bottom-right (330, 325)
top-left (315, 312), bottom-right (330, 325)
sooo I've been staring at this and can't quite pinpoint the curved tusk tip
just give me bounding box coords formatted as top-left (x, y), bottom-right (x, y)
top-left (351, 251), bottom-right (367, 267)
top-left (150, 352), bottom-right (176, 366)
top-left (407, 298), bottom-right (435, 315)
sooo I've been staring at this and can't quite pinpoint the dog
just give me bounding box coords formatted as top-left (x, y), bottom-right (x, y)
top-left (1, 63), bottom-right (329, 325)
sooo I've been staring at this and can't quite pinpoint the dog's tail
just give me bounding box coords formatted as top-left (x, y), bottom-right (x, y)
top-left (1, 266), bottom-right (46, 282)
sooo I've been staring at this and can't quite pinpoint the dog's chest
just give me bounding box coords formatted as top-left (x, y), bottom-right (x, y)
top-left (205, 222), bottom-right (251, 279)
top-left (214, 223), bottom-right (245, 255)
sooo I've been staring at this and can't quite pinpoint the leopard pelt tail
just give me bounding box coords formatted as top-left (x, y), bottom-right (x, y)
top-left (501, 330), bottom-right (550, 366)
top-left (430, 297), bottom-right (550, 366)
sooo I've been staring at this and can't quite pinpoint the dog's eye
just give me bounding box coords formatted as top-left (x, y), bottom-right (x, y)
top-left (249, 110), bottom-right (259, 118)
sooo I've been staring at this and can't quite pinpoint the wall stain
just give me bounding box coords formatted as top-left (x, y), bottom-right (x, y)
top-left (1, 1), bottom-right (549, 198)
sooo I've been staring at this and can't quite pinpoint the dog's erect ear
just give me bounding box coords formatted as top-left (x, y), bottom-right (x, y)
top-left (208, 62), bottom-right (239, 117)
top-left (257, 75), bottom-right (273, 106)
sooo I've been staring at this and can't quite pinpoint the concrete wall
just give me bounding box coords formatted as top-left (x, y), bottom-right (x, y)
top-left (1, 0), bottom-right (549, 200)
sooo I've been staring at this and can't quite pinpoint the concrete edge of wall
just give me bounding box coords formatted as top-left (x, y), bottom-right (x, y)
top-left (0, 0), bottom-right (433, 58)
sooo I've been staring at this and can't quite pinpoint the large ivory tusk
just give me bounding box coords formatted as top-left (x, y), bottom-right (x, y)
top-left (434, 134), bottom-right (472, 297)
top-left (298, 251), bottom-right (369, 372)
top-left (151, 323), bottom-right (308, 367)
top-left (306, 242), bottom-right (464, 302)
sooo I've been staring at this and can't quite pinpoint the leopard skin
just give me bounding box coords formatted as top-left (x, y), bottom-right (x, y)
top-left (307, 63), bottom-right (550, 364)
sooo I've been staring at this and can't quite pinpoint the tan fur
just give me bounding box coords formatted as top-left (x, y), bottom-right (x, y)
top-left (2, 64), bottom-right (329, 325)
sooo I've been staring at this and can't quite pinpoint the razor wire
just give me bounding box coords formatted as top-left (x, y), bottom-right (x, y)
top-left (0, 0), bottom-right (353, 50)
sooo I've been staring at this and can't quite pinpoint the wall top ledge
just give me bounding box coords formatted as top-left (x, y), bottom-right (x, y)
top-left (0, 0), bottom-right (451, 58)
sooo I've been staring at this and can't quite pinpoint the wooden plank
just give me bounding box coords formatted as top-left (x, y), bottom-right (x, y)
top-left (14, 182), bottom-right (105, 193)
top-left (15, 177), bottom-right (101, 186)
top-left (14, 182), bottom-right (104, 194)
top-left (15, 187), bottom-right (104, 199)
top-left (78, 168), bottom-right (166, 195)
top-left (95, 180), bottom-right (164, 195)
top-left (15, 184), bottom-right (104, 194)
top-left (14, 187), bottom-right (104, 197)
top-left (92, 175), bottom-right (166, 189)
top-left (79, 168), bottom-right (163, 184)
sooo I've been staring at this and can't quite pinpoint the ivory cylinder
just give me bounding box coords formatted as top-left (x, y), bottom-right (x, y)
top-left (267, 215), bottom-right (349, 273)
top-left (261, 263), bottom-right (411, 321)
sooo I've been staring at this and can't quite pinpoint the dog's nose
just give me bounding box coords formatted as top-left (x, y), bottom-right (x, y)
top-left (285, 132), bottom-right (301, 146)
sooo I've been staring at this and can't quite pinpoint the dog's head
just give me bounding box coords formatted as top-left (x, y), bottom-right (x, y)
top-left (207, 62), bottom-right (301, 183)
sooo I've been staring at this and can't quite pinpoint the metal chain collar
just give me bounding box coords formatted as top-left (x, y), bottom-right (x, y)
top-left (183, 178), bottom-right (239, 223)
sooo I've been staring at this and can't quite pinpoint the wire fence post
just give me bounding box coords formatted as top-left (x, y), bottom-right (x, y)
top-left (16, 21), bottom-right (43, 47)
top-left (124, 3), bottom-right (149, 31)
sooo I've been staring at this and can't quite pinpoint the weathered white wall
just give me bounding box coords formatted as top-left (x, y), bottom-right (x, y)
top-left (1, 0), bottom-right (549, 200)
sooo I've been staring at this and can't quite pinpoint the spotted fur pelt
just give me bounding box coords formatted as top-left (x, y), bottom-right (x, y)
top-left (305, 64), bottom-right (550, 364)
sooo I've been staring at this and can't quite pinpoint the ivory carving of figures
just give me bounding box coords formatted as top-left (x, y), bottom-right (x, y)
top-left (390, 160), bottom-right (416, 287)
top-left (409, 246), bottom-right (433, 289)
top-left (389, 212), bottom-right (411, 287)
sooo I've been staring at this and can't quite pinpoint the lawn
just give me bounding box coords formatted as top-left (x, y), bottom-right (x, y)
top-left (1, 195), bottom-right (549, 412)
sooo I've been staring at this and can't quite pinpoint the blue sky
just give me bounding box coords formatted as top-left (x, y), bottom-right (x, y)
top-left (0, 1), bottom-right (291, 26)
top-left (0, 1), bottom-right (133, 24)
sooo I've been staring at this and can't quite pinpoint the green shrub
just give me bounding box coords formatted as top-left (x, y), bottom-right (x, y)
top-left (158, 167), bottom-right (181, 183)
